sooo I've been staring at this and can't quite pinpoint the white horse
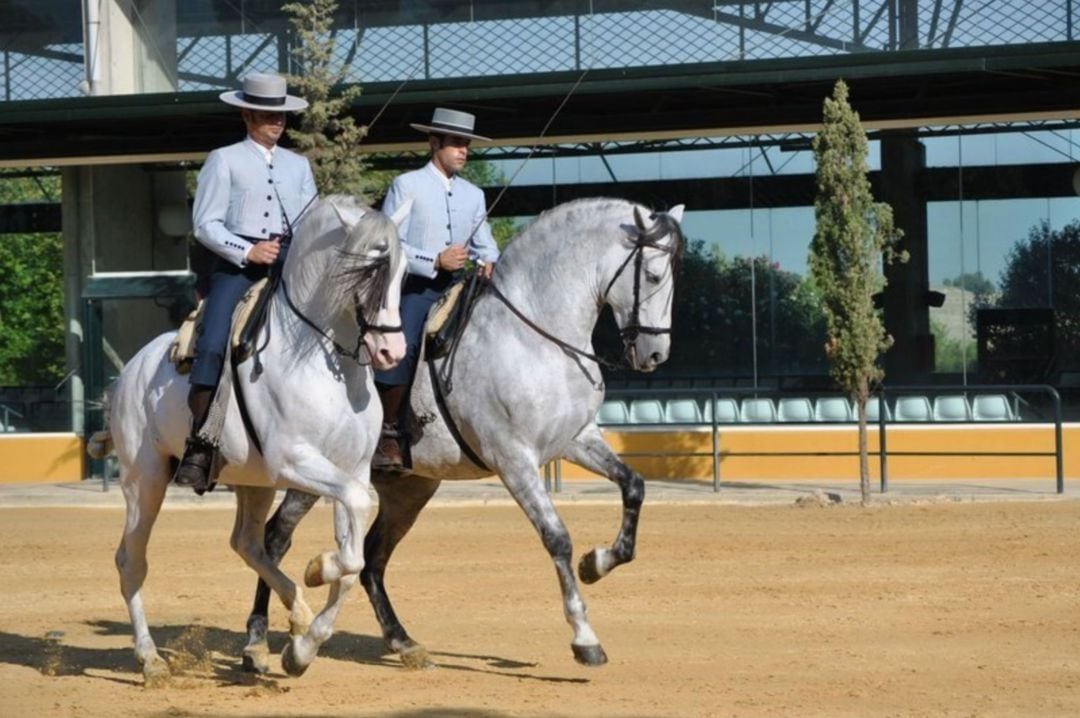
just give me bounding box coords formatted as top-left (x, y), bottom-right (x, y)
top-left (242, 198), bottom-right (685, 669)
top-left (96, 196), bottom-right (408, 685)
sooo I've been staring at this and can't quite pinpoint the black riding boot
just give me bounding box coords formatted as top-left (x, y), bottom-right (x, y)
top-left (174, 386), bottom-right (216, 493)
top-left (373, 383), bottom-right (407, 471)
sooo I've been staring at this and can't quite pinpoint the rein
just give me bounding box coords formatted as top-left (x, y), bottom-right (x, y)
top-left (489, 211), bottom-right (681, 372)
top-left (280, 277), bottom-right (401, 365)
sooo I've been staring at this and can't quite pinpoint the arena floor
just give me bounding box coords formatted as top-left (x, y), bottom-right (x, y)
top-left (0, 482), bottom-right (1078, 717)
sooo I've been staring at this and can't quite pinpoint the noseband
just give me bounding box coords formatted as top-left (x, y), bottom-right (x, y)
top-left (602, 212), bottom-right (681, 343)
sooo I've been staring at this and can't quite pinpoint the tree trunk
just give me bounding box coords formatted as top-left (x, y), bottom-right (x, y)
top-left (856, 378), bottom-right (870, 505)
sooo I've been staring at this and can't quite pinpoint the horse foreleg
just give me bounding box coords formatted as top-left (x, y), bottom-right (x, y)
top-left (564, 423), bottom-right (645, 584)
top-left (501, 458), bottom-right (607, 666)
top-left (361, 473), bottom-right (441, 669)
top-left (231, 486), bottom-right (315, 675)
top-left (115, 458), bottom-right (171, 687)
top-left (243, 488), bottom-right (320, 674)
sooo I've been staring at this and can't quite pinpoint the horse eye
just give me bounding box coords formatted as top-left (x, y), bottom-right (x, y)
top-left (645, 271), bottom-right (661, 285)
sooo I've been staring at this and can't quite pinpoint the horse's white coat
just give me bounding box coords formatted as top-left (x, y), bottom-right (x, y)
top-left (108, 196), bottom-right (407, 682)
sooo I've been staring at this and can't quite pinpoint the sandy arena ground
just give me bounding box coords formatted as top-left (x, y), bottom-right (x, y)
top-left (0, 491), bottom-right (1078, 717)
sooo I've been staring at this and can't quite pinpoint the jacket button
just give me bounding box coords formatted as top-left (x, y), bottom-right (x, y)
top-left (261, 228), bottom-right (267, 234)
top-left (266, 195), bottom-right (272, 200)
top-left (264, 212), bottom-right (269, 217)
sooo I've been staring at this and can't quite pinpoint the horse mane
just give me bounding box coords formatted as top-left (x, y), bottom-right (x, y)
top-left (330, 207), bottom-right (401, 325)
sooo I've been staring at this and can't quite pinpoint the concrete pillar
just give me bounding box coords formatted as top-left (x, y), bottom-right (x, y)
top-left (880, 132), bottom-right (932, 381)
top-left (65, 1), bottom-right (182, 441)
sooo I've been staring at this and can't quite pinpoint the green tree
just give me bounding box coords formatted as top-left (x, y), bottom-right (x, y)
top-left (0, 172), bottom-right (65, 385)
top-left (283, 0), bottom-right (391, 199)
top-left (809, 80), bottom-right (905, 505)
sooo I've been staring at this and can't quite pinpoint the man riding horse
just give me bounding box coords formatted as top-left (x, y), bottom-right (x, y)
top-left (374, 108), bottom-right (500, 470)
top-left (175, 72), bottom-right (317, 492)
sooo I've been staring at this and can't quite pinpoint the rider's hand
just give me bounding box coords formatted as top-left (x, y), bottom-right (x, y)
top-left (436, 244), bottom-right (468, 272)
top-left (480, 261), bottom-right (495, 281)
top-left (246, 239), bottom-right (281, 265)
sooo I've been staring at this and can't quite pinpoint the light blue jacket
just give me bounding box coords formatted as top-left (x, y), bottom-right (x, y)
top-left (192, 139), bottom-right (317, 268)
top-left (383, 162), bottom-right (499, 278)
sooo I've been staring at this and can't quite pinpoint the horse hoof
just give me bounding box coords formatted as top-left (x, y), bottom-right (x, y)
top-left (143, 655), bottom-right (171, 688)
top-left (242, 646), bottom-right (270, 675)
top-left (578, 548), bottom-right (610, 584)
top-left (281, 642), bottom-right (310, 677)
top-left (304, 554), bottom-right (327, 588)
top-left (572, 643), bottom-right (608, 666)
top-left (400, 642), bottom-right (434, 670)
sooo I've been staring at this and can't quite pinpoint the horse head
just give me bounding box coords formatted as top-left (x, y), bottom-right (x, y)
top-left (329, 198), bottom-right (410, 371)
top-left (605, 204), bottom-right (685, 372)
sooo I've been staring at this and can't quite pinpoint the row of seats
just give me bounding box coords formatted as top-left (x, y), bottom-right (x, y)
top-left (597, 394), bottom-right (1019, 425)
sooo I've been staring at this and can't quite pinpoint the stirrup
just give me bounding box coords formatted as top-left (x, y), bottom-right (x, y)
top-left (174, 438), bottom-right (217, 494)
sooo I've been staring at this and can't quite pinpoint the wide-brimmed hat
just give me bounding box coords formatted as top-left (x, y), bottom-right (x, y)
top-left (410, 107), bottom-right (490, 142)
top-left (220, 72), bottom-right (308, 112)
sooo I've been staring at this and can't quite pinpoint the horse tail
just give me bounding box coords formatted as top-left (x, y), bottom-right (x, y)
top-left (86, 381), bottom-right (115, 459)
top-left (86, 430), bottom-right (113, 459)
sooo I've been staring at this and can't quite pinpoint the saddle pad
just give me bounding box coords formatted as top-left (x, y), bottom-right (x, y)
top-left (425, 280), bottom-right (465, 338)
top-left (230, 277), bottom-right (270, 351)
top-left (168, 278), bottom-right (270, 372)
top-left (168, 301), bottom-right (205, 373)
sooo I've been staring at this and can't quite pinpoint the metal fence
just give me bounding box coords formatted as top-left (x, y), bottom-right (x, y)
top-left (542, 383), bottom-right (1065, 494)
top-left (3, 1), bottom-right (1077, 100)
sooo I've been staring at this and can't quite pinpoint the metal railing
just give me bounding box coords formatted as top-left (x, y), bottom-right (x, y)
top-left (559, 384), bottom-right (1065, 494)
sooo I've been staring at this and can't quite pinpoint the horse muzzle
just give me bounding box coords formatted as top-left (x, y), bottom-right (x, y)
top-left (624, 334), bottom-right (670, 373)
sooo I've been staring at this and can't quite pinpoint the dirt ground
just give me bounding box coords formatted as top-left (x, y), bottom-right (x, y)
top-left (0, 497), bottom-right (1078, 717)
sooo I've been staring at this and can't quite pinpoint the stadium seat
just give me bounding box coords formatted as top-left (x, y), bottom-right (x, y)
top-left (739, 397), bottom-right (777, 423)
top-left (814, 396), bottom-right (853, 422)
top-left (932, 395), bottom-right (972, 421)
top-left (596, 400), bottom-right (629, 425)
top-left (777, 397), bottom-right (813, 422)
top-left (664, 399), bottom-right (703, 424)
top-left (971, 394), bottom-right (1016, 421)
top-left (893, 395), bottom-right (932, 422)
top-left (628, 399), bottom-right (665, 425)
top-left (703, 398), bottom-right (740, 423)
top-left (862, 397), bottom-right (891, 422)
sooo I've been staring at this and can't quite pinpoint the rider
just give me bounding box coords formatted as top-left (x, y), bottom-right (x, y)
top-left (174, 72), bottom-right (317, 492)
top-left (373, 108), bottom-right (500, 470)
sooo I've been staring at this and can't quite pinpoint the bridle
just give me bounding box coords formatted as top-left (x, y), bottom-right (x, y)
top-left (488, 208), bottom-right (682, 371)
top-left (601, 208), bottom-right (682, 344)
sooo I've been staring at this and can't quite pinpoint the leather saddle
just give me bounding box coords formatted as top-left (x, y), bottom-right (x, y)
top-left (170, 277), bottom-right (276, 372)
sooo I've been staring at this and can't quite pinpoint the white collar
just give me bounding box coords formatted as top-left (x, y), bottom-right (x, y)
top-left (425, 161), bottom-right (454, 191)
top-left (246, 137), bottom-right (277, 165)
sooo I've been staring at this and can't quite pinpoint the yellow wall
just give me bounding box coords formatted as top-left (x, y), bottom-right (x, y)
top-left (0, 425), bottom-right (1072, 485)
top-left (559, 424), bottom-right (1077, 482)
top-left (0, 434), bottom-right (85, 484)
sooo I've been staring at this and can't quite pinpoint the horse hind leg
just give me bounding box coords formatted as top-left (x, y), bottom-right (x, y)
top-left (361, 472), bottom-right (441, 669)
top-left (115, 454), bottom-right (172, 687)
top-left (242, 488), bottom-right (320, 674)
top-left (564, 424), bottom-right (644, 585)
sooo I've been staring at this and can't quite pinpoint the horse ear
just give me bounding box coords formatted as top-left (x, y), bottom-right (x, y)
top-left (388, 198), bottom-right (413, 230)
top-left (633, 206), bottom-right (648, 232)
top-left (667, 204), bottom-right (686, 224)
top-left (328, 197), bottom-right (366, 228)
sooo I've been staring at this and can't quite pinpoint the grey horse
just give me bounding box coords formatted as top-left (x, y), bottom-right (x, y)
top-left (242, 197), bottom-right (685, 670)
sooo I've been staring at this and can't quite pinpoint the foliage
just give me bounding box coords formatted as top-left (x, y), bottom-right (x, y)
top-left (930, 318), bottom-right (975, 373)
top-left (0, 172), bottom-right (65, 385)
top-left (283, 0), bottom-right (391, 199)
top-left (994, 219), bottom-right (1080, 369)
top-left (808, 79), bottom-right (905, 503)
top-left (942, 271), bottom-right (995, 297)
